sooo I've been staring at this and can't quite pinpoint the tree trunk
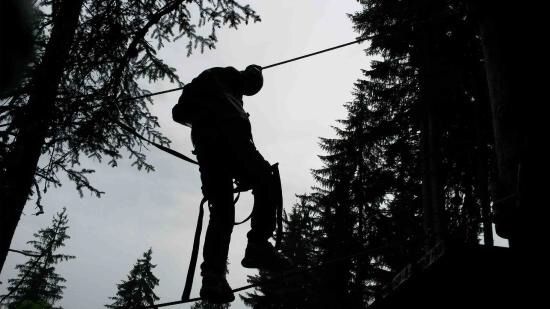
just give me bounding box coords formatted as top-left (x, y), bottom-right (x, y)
top-left (473, 1), bottom-right (540, 249)
top-left (472, 4), bottom-right (543, 304)
top-left (476, 147), bottom-right (493, 246)
top-left (416, 3), bottom-right (447, 248)
top-left (476, 4), bottom-right (520, 243)
top-left (0, 0), bottom-right (84, 274)
top-left (473, 78), bottom-right (493, 246)
top-left (420, 89), bottom-right (445, 247)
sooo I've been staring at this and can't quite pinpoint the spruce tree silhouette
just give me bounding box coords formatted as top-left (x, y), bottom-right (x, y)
top-left (1, 208), bottom-right (75, 308)
top-left (106, 248), bottom-right (160, 309)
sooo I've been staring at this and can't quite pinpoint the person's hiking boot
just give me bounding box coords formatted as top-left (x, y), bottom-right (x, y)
top-left (241, 242), bottom-right (293, 272)
top-left (199, 273), bottom-right (235, 304)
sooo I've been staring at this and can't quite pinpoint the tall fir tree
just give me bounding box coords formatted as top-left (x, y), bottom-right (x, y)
top-left (242, 199), bottom-right (318, 308)
top-left (0, 0), bottom-right (261, 273)
top-left (106, 248), bottom-right (159, 309)
top-left (2, 208), bottom-right (75, 309)
top-left (244, 0), bottom-right (497, 307)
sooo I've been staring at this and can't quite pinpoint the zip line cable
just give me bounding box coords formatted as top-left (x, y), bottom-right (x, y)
top-left (142, 244), bottom-right (392, 309)
top-left (261, 37), bottom-right (369, 70)
top-left (58, 37), bottom-right (369, 103)
top-left (114, 37), bottom-right (369, 103)
top-left (131, 36), bottom-right (370, 99)
top-left (113, 37), bottom-right (370, 165)
top-left (56, 35), bottom-right (373, 103)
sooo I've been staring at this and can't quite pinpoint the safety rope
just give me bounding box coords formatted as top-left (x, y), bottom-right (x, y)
top-left (181, 197), bottom-right (207, 301)
top-left (115, 120), bottom-right (198, 165)
top-left (262, 37), bottom-right (368, 69)
top-left (143, 244), bottom-right (391, 308)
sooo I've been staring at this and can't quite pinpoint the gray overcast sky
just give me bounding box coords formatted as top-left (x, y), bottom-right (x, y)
top-left (0, 1), bottom-right (507, 309)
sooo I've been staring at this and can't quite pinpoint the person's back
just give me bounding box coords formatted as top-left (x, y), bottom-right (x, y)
top-left (173, 65), bottom-right (291, 304)
top-left (173, 66), bottom-right (260, 128)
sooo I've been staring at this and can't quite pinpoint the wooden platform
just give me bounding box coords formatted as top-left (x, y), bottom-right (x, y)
top-left (370, 242), bottom-right (530, 308)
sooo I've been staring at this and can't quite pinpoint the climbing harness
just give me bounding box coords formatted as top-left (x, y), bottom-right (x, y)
top-left (181, 197), bottom-right (206, 302)
top-left (180, 163), bottom-right (284, 302)
top-left (180, 189), bottom-right (244, 301)
top-left (272, 163), bottom-right (284, 248)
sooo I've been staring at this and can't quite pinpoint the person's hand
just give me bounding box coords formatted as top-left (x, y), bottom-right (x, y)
top-left (247, 64), bottom-right (263, 72)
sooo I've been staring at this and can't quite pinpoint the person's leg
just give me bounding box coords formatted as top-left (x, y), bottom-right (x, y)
top-left (248, 162), bottom-right (277, 244)
top-left (200, 168), bottom-right (234, 277)
top-left (192, 128), bottom-right (235, 303)
top-left (239, 150), bottom-right (292, 271)
top-left (222, 124), bottom-right (275, 244)
top-left (221, 121), bottom-right (292, 271)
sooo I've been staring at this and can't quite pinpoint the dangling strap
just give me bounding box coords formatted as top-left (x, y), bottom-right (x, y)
top-left (181, 197), bottom-right (207, 301)
top-left (271, 163), bottom-right (284, 249)
top-left (181, 188), bottom-right (248, 300)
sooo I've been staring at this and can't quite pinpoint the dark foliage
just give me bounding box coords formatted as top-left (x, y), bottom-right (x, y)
top-left (2, 208), bottom-right (75, 309)
top-left (0, 0), bottom-right (260, 274)
top-left (243, 0), bottom-right (495, 307)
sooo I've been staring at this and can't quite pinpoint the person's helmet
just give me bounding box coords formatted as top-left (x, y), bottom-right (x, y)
top-left (241, 64), bottom-right (263, 96)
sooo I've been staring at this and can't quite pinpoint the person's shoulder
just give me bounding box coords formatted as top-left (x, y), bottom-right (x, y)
top-left (203, 66), bottom-right (238, 73)
top-left (223, 66), bottom-right (240, 73)
top-left (198, 66), bottom-right (239, 78)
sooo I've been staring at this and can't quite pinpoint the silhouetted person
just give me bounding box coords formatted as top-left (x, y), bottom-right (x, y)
top-left (173, 65), bottom-right (292, 303)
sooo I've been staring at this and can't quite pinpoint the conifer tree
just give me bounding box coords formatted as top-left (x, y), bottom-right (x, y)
top-left (106, 248), bottom-right (159, 309)
top-left (242, 199), bottom-right (318, 308)
top-left (246, 1), bottom-right (496, 306)
top-left (2, 208), bottom-right (75, 309)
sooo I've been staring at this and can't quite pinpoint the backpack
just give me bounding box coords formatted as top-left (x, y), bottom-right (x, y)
top-left (172, 84), bottom-right (195, 127)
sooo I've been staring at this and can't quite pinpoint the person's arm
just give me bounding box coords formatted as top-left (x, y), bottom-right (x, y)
top-left (172, 84), bottom-right (194, 127)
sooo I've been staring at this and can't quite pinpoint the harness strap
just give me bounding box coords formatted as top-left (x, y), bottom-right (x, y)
top-left (233, 190), bottom-right (254, 225)
top-left (181, 197), bottom-right (207, 301)
top-left (181, 188), bottom-right (248, 301)
top-left (116, 120), bottom-right (198, 165)
top-left (271, 163), bottom-right (284, 249)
